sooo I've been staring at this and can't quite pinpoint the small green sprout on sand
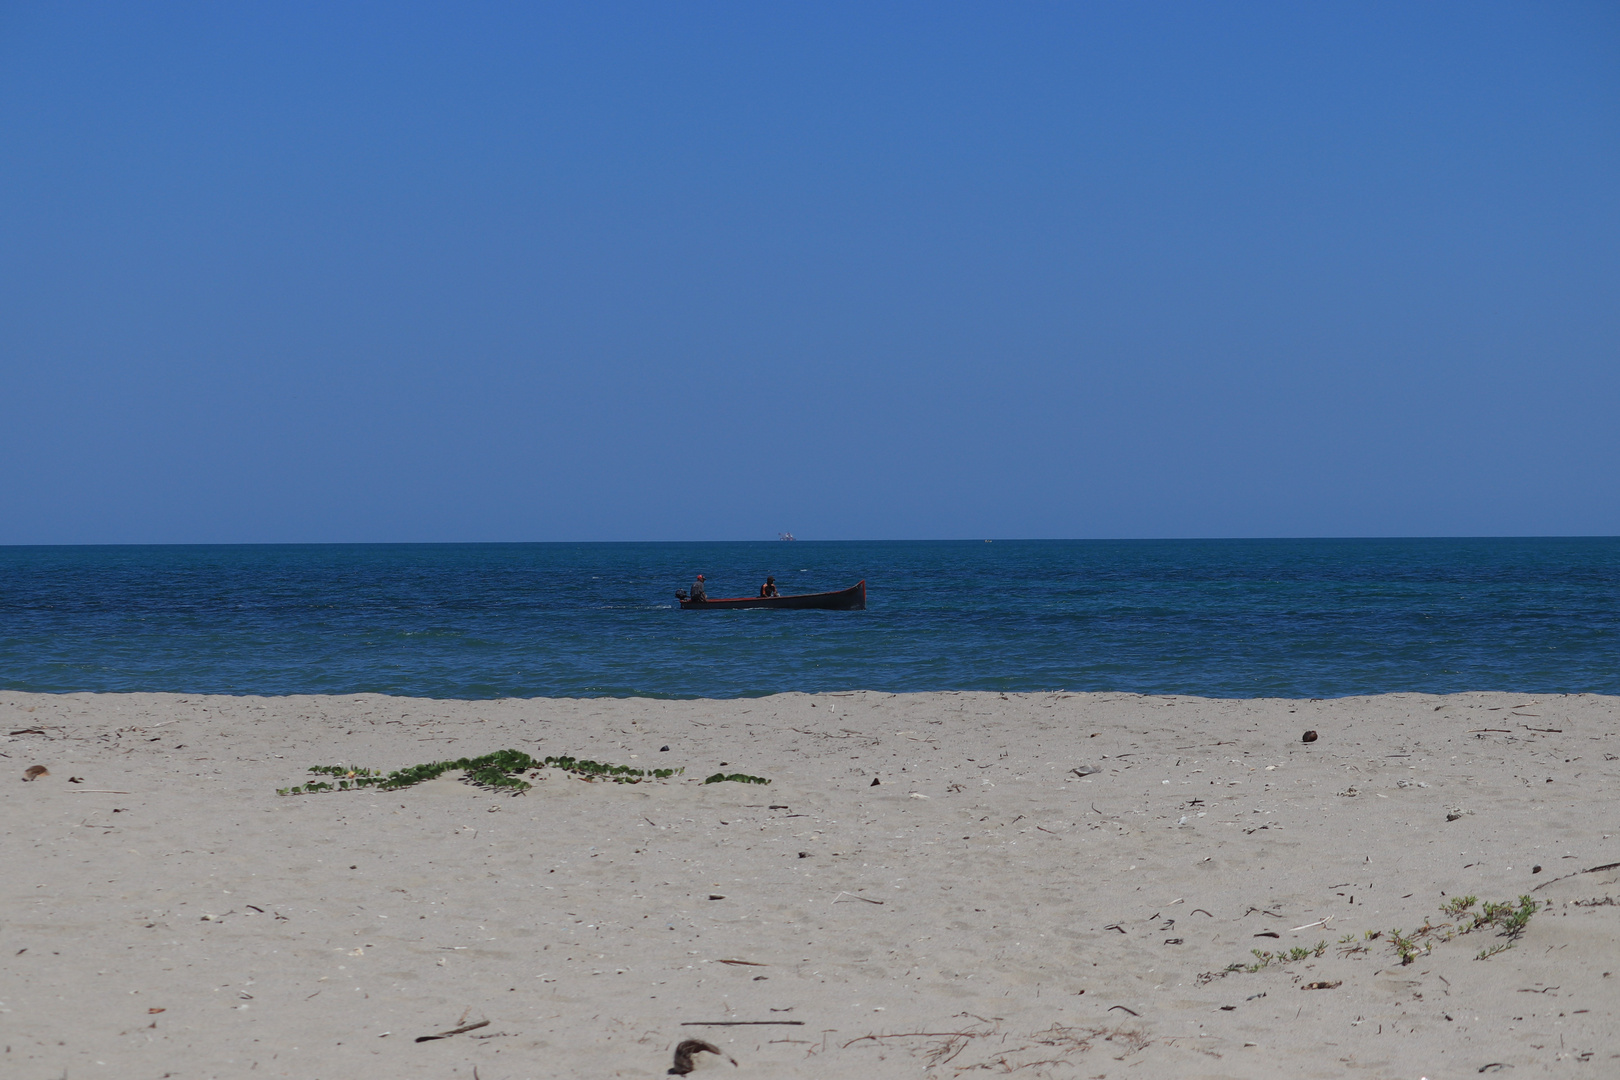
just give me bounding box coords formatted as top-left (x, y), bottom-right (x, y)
top-left (1388, 929), bottom-right (1425, 965)
top-left (276, 750), bottom-right (684, 797)
top-left (1468, 896), bottom-right (1540, 959)
top-left (1377, 895), bottom-right (1540, 964)
top-left (1442, 895), bottom-right (1480, 918)
top-left (1227, 941), bottom-right (1328, 974)
top-left (1206, 892), bottom-right (1543, 982)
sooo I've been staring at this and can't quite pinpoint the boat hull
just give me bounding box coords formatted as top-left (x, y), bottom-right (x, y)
top-left (679, 580), bottom-right (865, 610)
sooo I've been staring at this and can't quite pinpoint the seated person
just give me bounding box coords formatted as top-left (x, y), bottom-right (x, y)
top-left (691, 574), bottom-right (707, 601)
top-left (759, 576), bottom-right (779, 597)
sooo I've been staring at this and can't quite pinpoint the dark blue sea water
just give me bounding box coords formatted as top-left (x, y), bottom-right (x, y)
top-left (0, 539), bottom-right (1616, 699)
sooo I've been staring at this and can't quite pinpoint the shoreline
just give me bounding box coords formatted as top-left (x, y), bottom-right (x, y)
top-left (4, 690), bottom-right (1617, 1077)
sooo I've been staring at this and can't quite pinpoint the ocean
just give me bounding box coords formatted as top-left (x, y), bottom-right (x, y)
top-left (0, 538), bottom-right (1615, 699)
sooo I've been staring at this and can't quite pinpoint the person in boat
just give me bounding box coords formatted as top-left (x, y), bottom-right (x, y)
top-left (690, 574), bottom-right (707, 602)
top-left (759, 576), bottom-right (779, 597)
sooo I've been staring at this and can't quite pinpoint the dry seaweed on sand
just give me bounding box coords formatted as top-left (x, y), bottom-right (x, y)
top-left (846, 1017), bottom-right (1152, 1070)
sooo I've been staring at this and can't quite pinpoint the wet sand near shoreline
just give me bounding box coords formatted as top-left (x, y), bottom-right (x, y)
top-left (3, 690), bottom-right (1617, 1078)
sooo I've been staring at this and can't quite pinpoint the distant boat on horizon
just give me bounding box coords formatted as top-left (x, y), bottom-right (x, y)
top-left (778, 532), bottom-right (795, 541)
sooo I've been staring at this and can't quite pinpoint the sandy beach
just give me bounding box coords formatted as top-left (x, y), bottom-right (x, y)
top-left (2, 690), bottom-right (1616, 1078)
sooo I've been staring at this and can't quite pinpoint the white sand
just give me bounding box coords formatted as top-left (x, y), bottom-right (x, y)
top-left (2, 690), bottom-right (1617, 1078)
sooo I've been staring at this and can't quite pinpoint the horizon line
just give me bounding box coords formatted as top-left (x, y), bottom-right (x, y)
top-left (3, 534), bottom-right (1618, 549)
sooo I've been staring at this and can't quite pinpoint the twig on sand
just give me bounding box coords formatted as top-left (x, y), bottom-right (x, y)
top-left (834, 891), bottom-right (884, 904)
top-left (68, 789), bottom-right (132, 794)
top-left (681, 1020), bottom-right (804, 1026)
top-left (845, 1031), bottom-right (983, 1047)
top-left (1532, 862), bottom-right (1620, 892)
top-left (1289, 917), bottom-right (1333, 933)
top-left (1108, 1005), bottom-right (1140, 1016)
top-left (414, 1019), bottom-right (489, 1042)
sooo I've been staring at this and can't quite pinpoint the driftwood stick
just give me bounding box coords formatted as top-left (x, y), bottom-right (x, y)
top-left (680, 1020), bottom-right (805, 1026)
top-left (1532, 861), bottom-right (1620, 892)
top-left (414, 1019), bottom-right (490, 1042)
top-left (844, 1031), bottom-right (985, 1047)
top-left (834, 891), bottom-right (884, 904)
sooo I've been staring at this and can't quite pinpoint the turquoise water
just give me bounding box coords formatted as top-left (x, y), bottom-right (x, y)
top-left (0, 539), bottom-right (1615, 699)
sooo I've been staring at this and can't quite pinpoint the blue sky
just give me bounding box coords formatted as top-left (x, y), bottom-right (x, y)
top-left (2, 2), bottom-right (1616, 542)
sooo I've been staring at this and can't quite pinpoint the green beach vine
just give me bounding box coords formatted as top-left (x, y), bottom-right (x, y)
top-left (275, 750), bottom-right (685, 796)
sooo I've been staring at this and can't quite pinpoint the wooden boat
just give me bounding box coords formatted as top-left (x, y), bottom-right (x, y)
top-left (678, 580), bottom-right (865, 611)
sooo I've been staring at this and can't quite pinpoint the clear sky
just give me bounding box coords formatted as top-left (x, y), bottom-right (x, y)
top-left (2, 2), bottom-right (1617, 543)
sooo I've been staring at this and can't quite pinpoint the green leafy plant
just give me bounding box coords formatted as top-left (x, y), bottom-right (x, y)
top-left (1226, 940), bottom-right (1328, 974)
top-left (276, 750), bottom-right (683, 796)
top-left (1442, 895), bottom-right (1479, 918)
top-left (1370, 895), bottom-right (1540, 964)
top-left (380, 749), bottom-right (542, 792)
top-left (1388, 929), bottom-right (1425, 965)
top-left (703, 772), bottom-right (771, 785)
top-left (542, 755), bottom-right (680, 783)
top-left (1468, 896), bottom-right (1538, 958)
top-left (1207, 891), bottom-right (1543, 984)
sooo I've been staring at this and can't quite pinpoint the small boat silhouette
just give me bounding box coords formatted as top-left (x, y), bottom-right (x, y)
top-left (677, 581), bottom-right (865, 610)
